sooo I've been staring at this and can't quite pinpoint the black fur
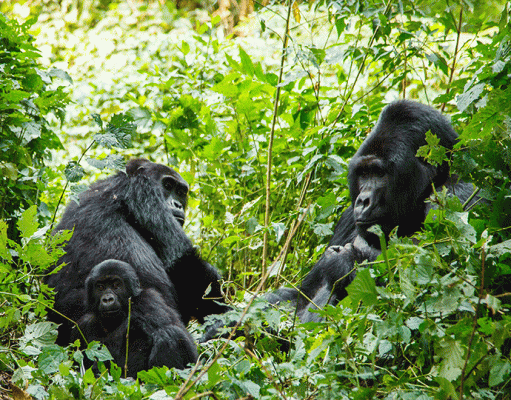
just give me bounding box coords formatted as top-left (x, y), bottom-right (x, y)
top-left (45, 159), bottom-right (229, 357)
top-left (269, 100), bottom-right (476, 321)
top-left (74, 260), bottom-right (197, 376)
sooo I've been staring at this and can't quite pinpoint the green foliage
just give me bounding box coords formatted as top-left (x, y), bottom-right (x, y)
top-left (0, 207), bottom-right (70, 371)
top-left (0, 0), bottom-right (510, 398)
top-left (0, 14), bottom-right (70, 240)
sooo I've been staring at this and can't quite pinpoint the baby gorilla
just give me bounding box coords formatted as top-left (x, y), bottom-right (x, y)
top-left (73, 260), bottom-right (197, 378)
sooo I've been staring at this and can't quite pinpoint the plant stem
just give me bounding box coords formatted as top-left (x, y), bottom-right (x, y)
top-left (262, 0), bottom-right (294, 287)
top-left (441, 4), bottom-right (463, 112)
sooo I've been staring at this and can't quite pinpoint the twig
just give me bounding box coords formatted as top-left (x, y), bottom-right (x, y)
top-left (273, 200), bottom-right (311, 284)
top-left (458, 247), bottom-right (485, 399)
top-left (244, 347), bottom-right (288, 400)
top-left (124, 297), bottom-right (132, 379)
top-left (49, 140), bottom-right (95, 232)
top-left (262, 0), bottom-right (294, 287)
top-left (332, 0), bottom-right (393, 127)
top-left (441, 4), bottom-right (463, 112)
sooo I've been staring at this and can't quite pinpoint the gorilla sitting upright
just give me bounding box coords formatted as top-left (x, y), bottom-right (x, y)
top-left (269, 100), bottom-right (477, 321)
top-left (45, 159), bottom-right (229, 368)
top-left (72, 260), bottom-right (196, 376)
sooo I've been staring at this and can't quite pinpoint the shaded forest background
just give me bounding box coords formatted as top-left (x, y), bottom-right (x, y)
top-left (0, 0), bottom-right (510, 398)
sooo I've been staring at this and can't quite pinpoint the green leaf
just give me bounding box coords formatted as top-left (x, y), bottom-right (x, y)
top-left (457, 83), bottom-right (485, 112)
top-left (20, 322), bottom-right (58, 348)
top-left (17, 205), bottom-right (38, 239)
top-left (489, 360), bottom-right (511, 386)
top-left (0, 220), bottom-right (12, 262)
top-left (347, 268), bottom-right (378, 307)
top-left (38, 345), bottom-right (67, 374)
top-left (87, 154), bottom-right (125, 170)
top-left (83, 367), bottom-right (96, 384)
top-left (85, 342), bottom-right (113, 362)
top-left (64, 161), bottom-right (85, 183)
top-left (416, 131), bottom-right (446, 167)
top-left (271, 222), bottom-right (286, 243)
top-left (49, 68), bottom-right (73, 84)
top-left (238, 46), bottom-right (255, 76)
top-left (435, 338), bottom-right (464, 381)
top-left (91, 113), bottom-right (103, 128)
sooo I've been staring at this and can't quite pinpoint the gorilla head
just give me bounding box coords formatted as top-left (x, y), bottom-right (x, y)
top-left (348, 100), bottom-right (458, 247)
top-left (126, 158), bottom-right (189, 226)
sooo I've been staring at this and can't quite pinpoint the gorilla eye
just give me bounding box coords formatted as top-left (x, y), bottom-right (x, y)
top-left (96, 283), bottom-right (105, 291)
top-left (372, 167), bottom-right (385, 177)
top-left (163, 180), bottom-right (174, 191)
top-left (113, 280), bottom-right (122, 289)
top-left (177, 187), bottom-right (188, 197)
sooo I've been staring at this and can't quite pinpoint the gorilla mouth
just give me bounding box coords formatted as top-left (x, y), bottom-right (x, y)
top-left (100, 309), bottom-right (122, 317)
top-left (355, 220), bottom-right (379, 229)
top-left (174, 214), bottom-right (185, 226)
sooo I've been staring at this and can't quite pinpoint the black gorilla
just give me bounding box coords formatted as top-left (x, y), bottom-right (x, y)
top-left (45, 159), bottom-right (229, 364)
top-left (72, 260), bottom-right (197, 376)
top-left (270, 100), bottom-right (476, 321)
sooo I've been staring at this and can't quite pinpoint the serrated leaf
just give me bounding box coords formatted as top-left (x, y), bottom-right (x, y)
top-left (378, 340), bottom-right (392, 355)
top-left (21, 322), bottom-right (58, 348)
top-left (87, 154), bottom-right (125, 170)
top-left (64, 161), bottom-right (85, 183)
top-left (38, 345), bottom-right (67, 374)
top-left (489, 239), bottom-right (511, 257)
top-left (128, 107), bottom-right (153, 130)
top-left (99, 114), bottom-right (136, 149)
top-left (83, 367), bottom-right (96, 384)
top-left (489, 360), bottom-right (511, 386)
top-left (91, 113), bottom-right (103, 128)
top-left (21, 121), bottom-right (42, 144)
top-left (238, 47), bottom-right (255, 76)
top-left (94, 131), bottom-right (118, 148)
top-left (457, 83), bottom-right (485, 112)
top-left (347, 268), bottom-right (378, 307)
top-left (416, 131), bottom-right (446, 166)
top-left (17, 205), bottom-right (38, 239)
top-left (271, 222), bottom-right (286, 243)
top-left (208, 361), bottom-right (222, 385)
top-left (435, 338), bottom-right (463, 381)
top-left (85, 342), bottom-right (113, 362)
top-left (405, 316), bottom-right (424, 330)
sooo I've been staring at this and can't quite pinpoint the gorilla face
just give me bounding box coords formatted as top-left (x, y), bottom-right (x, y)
top-left (126, 159), bottom-right (189, 226)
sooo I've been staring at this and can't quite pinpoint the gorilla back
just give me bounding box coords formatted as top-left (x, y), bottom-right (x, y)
top-left (45, 159), bottom-right (229, 348)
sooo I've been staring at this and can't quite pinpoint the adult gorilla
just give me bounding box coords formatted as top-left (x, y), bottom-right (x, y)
top-left (45, 159), bottom-right (229, 365)
top-left (269, 100), bottom-right (476, 321)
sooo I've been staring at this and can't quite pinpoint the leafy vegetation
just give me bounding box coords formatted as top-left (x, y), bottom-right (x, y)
top-left (0, 0), bottom-right (510, 398)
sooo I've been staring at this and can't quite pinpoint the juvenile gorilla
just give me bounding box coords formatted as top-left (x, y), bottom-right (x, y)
top-left (73, 260), bottom-right (196, 376)
top-left (270, 100), bottom-right (476, 321)
top-left (45, 159), bottom-right (229, 365)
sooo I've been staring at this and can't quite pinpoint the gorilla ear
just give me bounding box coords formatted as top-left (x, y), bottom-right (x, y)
top-left (126, 159), bottom-right (149, 177)
top-left (130, 278), bottom-right (142, 297)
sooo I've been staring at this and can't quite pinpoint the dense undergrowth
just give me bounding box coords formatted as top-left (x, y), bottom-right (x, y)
top-left (1, 0), bottom-right (510, 398)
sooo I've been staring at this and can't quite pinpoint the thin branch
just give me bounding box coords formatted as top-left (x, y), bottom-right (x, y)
top-left (124, 297), bottom-right (132, 379)
top-left (332, 0), bottom-right (393, 127)
top-left (441, 4), bottom-right (463, 112)
top-left (262, 0), bottom-right (294, 287)
top-left (458, 247), bottom-right (485, 399)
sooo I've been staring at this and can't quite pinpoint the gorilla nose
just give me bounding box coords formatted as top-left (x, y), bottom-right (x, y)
top-left (101, 294), bottom-right (115, 306)
top-left (355, 191), bottom-right (374, 214)
top-left (354, 190), bottom-right (383, 221)
top-left (170, 199), bottom-right (183, 210)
